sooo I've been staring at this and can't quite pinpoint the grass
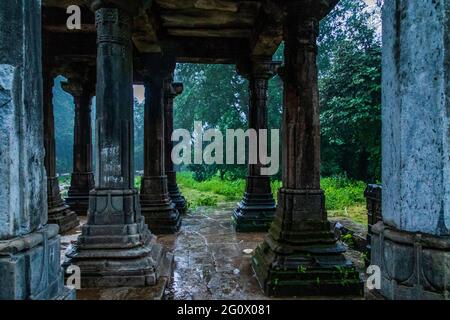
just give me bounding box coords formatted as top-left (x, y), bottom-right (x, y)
top-left (321, 176), bottom-right (367, 225)
top-left (118, 172), bottom-right (366, 224)
top-left (151, 172), bottom-right (366, 223)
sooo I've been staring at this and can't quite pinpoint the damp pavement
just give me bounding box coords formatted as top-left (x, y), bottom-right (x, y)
top-left (61, 202), bottom-right (365, 300)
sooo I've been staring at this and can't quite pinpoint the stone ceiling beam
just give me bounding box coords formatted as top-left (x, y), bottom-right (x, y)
top-left (250, 0), bottom-right (283, 56)
top-left (164, 37), bottom-right (249, 64)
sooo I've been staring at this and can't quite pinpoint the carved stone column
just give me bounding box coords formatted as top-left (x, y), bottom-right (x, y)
top-left (65, 3), bottom-right (173, 289)
top-left (233, 57), bottom-right (280, 232)
top-left (0, 0), bottom-right (74, 300)
top-left (370, 0), bottom-right (450, 300)
top-left (140, 54), bottom-right (181, 234)
top-left (62, 68), bottom-right (95, 216)
top-left (252, 2), bottom-right (361, 297)
top-left (164, 79), bottom-right (187, 213)
top-left (43, 70), bottom-right (79, 233)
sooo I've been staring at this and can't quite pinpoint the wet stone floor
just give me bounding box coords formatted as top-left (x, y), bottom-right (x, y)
top-left (61, 202), bottom-right (365, 300)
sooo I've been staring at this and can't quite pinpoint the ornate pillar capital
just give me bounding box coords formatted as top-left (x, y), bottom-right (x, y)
top-left (61, 80), bottom-right (84, 98)
top-left (238, 56), bottom-right (281, 80)
top-left (250, 56), bottom-right (282, 80)
top-left (90, 0), bottom-right (144, 16)
top-left (164, 81), bottom-right (184, 99)
top-left (141, 53), bottom-right (176, 85)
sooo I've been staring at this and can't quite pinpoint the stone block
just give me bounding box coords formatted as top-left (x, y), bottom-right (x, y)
top-left (0, 225), bottom-right (75, 300)
top-left (371, 222), bottom-right (450, 300)
top-left (382, 0), bottom-right (450, 236)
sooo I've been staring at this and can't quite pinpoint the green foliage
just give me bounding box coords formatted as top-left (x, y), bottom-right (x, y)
top-left (175, 171), bottom-right (366, 213)
top-left (341, 233), bottom-right (355, 247)
top-left (176, 172), bottom-right (245, 201)
top-left (189, 195), bottom-right (219, 208)
top-left (173, 63), bottom-right (282, 180)
top-left (319, 0), bottom-right (382, 181)
top-left (53, 76), bottom-right (75, 173)
top-left (321, 176), bottom-right (366, 211)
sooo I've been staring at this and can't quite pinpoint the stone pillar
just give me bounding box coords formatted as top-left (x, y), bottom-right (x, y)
top-left (62, 69), bottom-right (96, 216)
top-left (252, 2), bottom-right (361, 297)
top-left (65, 2), bottom-right (173, 289)
top-left (0, 0), bottom-right (74, 300)
top-left (233, 57), bottom-right (279, 232)
top-left (43, 70), bottom-right (79, 233)
top-left (370, 0), bottom-right (450, 300)
top-left (140, 54), bottom-right (181, 234)
top-left (164, 79), bottom-right (187, 213)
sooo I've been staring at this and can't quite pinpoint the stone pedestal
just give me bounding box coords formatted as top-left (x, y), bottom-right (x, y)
top-left (233, 57), bottom-right (279, 232)
top-left (65, 4), bottom-right (173, 289)
top-left (252, 2), bottom-right (361, 297)
top-left (62, 70), bottom-right (95, 216)
top-left (370, 0), bottom-right (450, 300)
top-left (43, 72), bottom-right (79, 233)
top-left (140, 54), bottom-right (181, 234)
top-left (364, 184), bottom-right (382, 261)
top-left (0, 0), bottom-right (74, 299)
top-left (164, 81), bottom-right (187, 214)
top-left (0, 226), bottom-right (75, 300)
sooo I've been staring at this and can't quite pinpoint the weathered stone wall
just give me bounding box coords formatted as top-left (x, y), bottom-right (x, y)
top-left (0, 1), bottom-right (73, 300)
top-left (382, 0), bottom-right (450, 236)
top-left (0, 0), bottom-right (47, 239)
top-left (371, 0), bottom-right (450, 300)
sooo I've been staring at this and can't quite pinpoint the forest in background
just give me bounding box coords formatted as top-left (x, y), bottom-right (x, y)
top-left (54, 0), bottom-right (381, 184)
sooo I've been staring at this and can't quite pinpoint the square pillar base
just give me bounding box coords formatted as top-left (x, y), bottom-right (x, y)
top-left (47, 177), bottom-right (79, 233)
top-left (167, 182), bottom-right (187, 214)
top-left (48, 204), bottom-right (80, 234)
top-left (66, 172), bottom-right (94, 216)
top-left (65, 189), bottom-right (174, 289)
top-left (0, 225), bottom-right (75, 300)
top-left (371, 222), bottom-right (450, 300)
top-left (232, 192), bottom-right (276, 232)
top-left (252, 236), bottom-right (362, 297)
top-left (251, 189), bottom-right (363, 297)
top-left (65, 194), bottom-right (90, 216)
top-left (140, 176), bottom-right (181, 234)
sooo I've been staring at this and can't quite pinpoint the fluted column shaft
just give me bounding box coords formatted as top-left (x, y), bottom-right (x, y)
top-left (43, 70), bottom-right (79, 233)
top-left (252, 2), bottom-right (361, 297)
top-left (63, 75), bottom-right (95, 215)
top-left (164, 80), bottom-right (187, 213)
top-left (65, 3), bottom-right (173, 289)
top-left (139, 54), bottom-right (181, 234)
top-left (232, 57), bottom-right (279, 232)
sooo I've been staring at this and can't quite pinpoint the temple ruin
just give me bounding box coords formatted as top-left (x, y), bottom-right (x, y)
top-left (0, 0), bottom-right (448, 300)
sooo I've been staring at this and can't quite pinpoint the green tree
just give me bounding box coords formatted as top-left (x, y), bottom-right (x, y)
top-left (318, 0), bottom-right (381, 181)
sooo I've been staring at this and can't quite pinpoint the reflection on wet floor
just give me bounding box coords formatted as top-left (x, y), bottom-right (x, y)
top-left (159, 202), bottom-right (269, 300)
top-left (61, 202), bottom-right (365, 300)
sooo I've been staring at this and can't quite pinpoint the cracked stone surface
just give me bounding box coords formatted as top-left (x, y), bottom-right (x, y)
top-left (61, 202), bottom-right (365, 300)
